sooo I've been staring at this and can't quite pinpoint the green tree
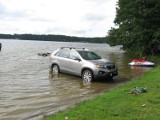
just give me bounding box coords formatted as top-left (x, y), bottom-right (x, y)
top-left (107, 0), bottom-right (160, 56)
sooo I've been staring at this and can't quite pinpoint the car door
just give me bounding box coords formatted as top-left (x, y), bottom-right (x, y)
top-left (68, 51), bottom-right (82, 76)
top-left (57, 50), bottom-right (70, 72)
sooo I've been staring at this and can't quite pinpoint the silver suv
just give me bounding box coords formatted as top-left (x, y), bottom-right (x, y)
top-left (49, 47), bottom-right (118, 82)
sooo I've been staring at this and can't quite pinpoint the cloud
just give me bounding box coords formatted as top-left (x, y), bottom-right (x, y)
top-left (84, 13), bottom-right (107, 22)
top-left (0, 3), bottom-right (6, 14)
top-left (0, 0), bottom-right (118, 37)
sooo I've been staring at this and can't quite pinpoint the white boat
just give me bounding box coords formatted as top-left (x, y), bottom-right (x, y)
top-left (128, 57), bottom-right (155, 67)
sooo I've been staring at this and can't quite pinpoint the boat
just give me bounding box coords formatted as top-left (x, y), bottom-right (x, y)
top-left (128, 57), bottom-right (155, 67)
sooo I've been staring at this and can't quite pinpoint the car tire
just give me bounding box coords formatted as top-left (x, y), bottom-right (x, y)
top-left (82, 70), bottom-right (93, 82)
top-left (51, 64), bottom-right (59, 74)
top-left (107, 76), bottom-right (114, 81)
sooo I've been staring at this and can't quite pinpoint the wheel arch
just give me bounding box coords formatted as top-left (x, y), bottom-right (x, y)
top-left (51, 63), bottom-right (60, 72)
top-left (81, 67), bottom-right (94, 77)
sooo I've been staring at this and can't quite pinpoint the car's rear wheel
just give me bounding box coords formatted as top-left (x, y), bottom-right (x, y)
top-left (82, 70), bottom-right (93, 82)
top-left (51, 64), bottom-right (59, 74)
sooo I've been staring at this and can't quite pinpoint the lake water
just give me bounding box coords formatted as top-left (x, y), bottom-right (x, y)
top-left (0, 39), bottom-right (151, 120)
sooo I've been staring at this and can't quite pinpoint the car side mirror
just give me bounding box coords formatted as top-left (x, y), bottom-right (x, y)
top-left (74, 57), bottom-right (81, 61)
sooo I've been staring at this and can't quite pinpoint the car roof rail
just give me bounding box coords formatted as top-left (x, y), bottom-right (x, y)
top-left (61, 47), bottom-right (87, 50)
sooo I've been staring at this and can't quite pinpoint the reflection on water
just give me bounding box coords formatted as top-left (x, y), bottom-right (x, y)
top-left (0, 39), bottom-right (153, 120)
top-left (49, 72), bottom-right (94, 96)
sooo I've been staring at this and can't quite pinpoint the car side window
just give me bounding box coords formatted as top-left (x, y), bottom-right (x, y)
top-left (55, 50), bottom-right (69, 58)
top-left (55, 51), bottom-right (62, 56)
top-left (69, 51), bottom-right (80, 60)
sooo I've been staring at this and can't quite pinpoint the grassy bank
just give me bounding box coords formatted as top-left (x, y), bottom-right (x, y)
top-left (44, 66), bottom-right (160, 120)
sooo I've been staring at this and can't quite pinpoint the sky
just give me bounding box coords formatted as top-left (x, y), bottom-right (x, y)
top-left (0, 0), bottom-right (118, 37)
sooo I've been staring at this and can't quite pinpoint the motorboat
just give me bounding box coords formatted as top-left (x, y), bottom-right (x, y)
top-left (128, 57), bottom-right (155, 67)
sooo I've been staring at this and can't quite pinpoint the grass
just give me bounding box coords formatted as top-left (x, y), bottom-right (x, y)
top-left (43, 66), bottom-right (160, 120)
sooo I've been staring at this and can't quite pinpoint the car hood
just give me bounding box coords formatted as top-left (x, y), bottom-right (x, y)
top-left (89, 59), bottom-right (115, 65)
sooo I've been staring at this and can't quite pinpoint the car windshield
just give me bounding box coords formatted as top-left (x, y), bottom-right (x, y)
top-left (78, 51), bottom-right (101, 60)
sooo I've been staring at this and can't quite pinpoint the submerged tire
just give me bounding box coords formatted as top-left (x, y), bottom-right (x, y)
top-left (106, 76), bottom-right (114, 81)
top-left (51, 64), bottom-right (59, 74)
top-left (82, 70), bottom-right (93, 82)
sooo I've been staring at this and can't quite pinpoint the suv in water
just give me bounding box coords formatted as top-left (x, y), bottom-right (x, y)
top-left (49, 47), bottom-right (118, 82)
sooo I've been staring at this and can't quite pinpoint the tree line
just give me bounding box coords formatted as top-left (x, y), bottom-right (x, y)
top-left (106, 0), bottom-right (160, 56)
top-left (0, 33), bottom-right (105, 43)
top-left (1, 0), bottom-right (159, 56)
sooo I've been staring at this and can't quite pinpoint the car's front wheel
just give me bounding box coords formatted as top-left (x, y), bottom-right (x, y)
top-left (82, 70), bottom-right (93, 82)
top-left (51, 64), bottom-right (59, 74)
